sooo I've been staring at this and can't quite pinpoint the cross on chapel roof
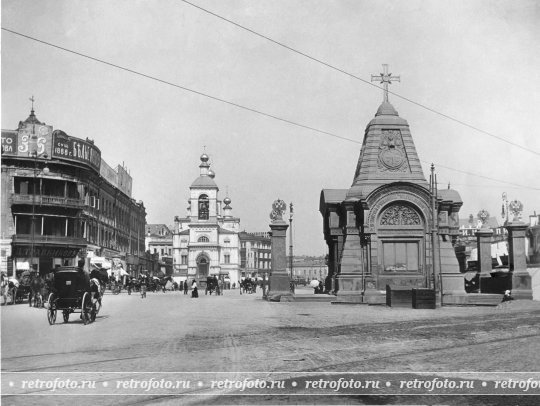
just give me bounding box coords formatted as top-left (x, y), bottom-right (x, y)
top-left (371, 64), bottom-right (400, 103)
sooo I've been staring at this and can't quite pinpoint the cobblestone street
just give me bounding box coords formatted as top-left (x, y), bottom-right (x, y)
top-left (2, 288), bottom-right (540, 405)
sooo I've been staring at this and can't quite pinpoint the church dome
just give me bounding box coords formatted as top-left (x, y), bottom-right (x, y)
top-left (200, 153), bottom-right (209, 162)
top-left (191, 176), bottom-right (218, 188)
top-left (223, 197), bottom-right (231, 205)
top-left (208, 169), bottom-right (215, 179)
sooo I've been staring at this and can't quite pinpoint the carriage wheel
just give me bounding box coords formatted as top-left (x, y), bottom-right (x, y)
top-left (47, 293), bottom-right (57, 325)
top-left (63, 310), bottom-right (70, 323)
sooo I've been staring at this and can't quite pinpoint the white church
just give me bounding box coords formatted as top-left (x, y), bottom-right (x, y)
top-left (172, 153), bottom-right (241, 286)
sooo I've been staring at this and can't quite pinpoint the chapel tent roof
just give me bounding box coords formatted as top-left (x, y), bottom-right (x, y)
top-left (346, 101), bottom-right (429, 200)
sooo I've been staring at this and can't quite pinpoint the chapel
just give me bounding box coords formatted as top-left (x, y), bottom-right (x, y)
top-left (319, 65), bottom-right (464, 303)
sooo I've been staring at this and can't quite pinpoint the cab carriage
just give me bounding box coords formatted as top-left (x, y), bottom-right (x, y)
top-left (47, 266), bottom-right (97, 325)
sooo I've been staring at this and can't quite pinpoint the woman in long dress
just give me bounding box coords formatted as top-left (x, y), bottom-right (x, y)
top-left (191, 280), bottom-right (198, 298)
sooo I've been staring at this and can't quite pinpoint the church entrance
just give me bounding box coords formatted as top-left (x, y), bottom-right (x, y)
top-left (196, 256), bottom-right (209, 280)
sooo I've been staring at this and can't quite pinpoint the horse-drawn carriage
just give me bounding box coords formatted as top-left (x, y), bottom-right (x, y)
top-left (47, 267), bottom-right (98, 325)
top-left (205, 276), bottom-right (218, 295)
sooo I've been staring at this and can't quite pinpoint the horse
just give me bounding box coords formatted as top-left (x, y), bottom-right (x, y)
top-left (29, 275), bottom-right (48, 308)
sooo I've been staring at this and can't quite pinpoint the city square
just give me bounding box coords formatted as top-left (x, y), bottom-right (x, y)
top-left (2, 1), bottom-right (540, 405)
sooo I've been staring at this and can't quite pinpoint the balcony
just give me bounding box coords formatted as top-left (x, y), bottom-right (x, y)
top-left (11, 234), bottom-right (87, 258)
top-left (11, 193), bottom-right (85, 209)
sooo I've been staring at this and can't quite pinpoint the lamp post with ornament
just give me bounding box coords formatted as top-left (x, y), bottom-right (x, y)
top-left (266, 199), bottom-right (294, 301)
top-left (30, 149), bottom-right (49, 275)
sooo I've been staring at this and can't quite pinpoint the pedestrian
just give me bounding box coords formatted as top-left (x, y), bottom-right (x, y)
top-left (191, 279), bottom-right (198, 298)
top-left (502, 290), bottom-right (514, 303)
top-left (218, 278), bottom-right (223, 296)
top-left (183, 280), bottom-right (188, 295)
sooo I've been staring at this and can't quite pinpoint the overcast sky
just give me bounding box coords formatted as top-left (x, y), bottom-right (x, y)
top-left (2, 0), bottom-right (539, 255)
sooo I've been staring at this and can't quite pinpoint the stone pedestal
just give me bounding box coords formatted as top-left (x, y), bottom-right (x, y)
top-left (439, 236), bottom-right (466, 295)
top-left (266, 220), bottom-right (294, 302)
top-left (476, 228), bottom-right (493, 293)
top-left (506, 221), bottom-right (532, 299)
top-left (334, 206), bottom-right (365, 303)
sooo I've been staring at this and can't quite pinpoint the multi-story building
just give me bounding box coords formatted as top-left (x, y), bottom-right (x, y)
top-left (172, 153), bottom-right (240, 286)
top-left (1, 107), bottom-right (147, 277)
top-left (145, 223), bottom-right (173, 276)
top-left (290, 256), bottom-right (328, 283)
top-left (238, 231), bottom-right (271, 279)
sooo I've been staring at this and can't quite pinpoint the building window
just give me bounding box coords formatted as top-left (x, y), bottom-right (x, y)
top-left (198, 236), bottom-right (209, 243)
top-left (382, 241), bottom-right (419, 272)
top-left (198, 194), bottom-right (209, 220)
top-left (181, 255), bottom-right (187, 265)
top-left (224, 254), bottom-right (230, 264)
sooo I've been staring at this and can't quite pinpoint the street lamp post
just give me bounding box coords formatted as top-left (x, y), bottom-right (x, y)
top-left (30, 150), bottom-right (48, 274)
top-left (289, 202), bottom-right (293, 279)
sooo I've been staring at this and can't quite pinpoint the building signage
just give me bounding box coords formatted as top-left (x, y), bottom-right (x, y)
top-left (1, 132), bottom-right (17, 155)
top-left (1, 125), bottom-right (53, 158)
top-left (13, 246), bottom-right (82, 258)
top-left (100, 159), bottom-right (118, 186)
top-left (52, 130), bottom-right (101, 171)
top-left (117, 164), bottom-right (133, 197)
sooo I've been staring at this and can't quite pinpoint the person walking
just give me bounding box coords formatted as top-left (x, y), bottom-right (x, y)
top-left (183, 280), bottom-right (188, 295)
top-left (191, 279), bottom-right (198, 298)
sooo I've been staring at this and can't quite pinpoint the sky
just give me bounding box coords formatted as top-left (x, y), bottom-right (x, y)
top-left (2, 0), bottom-right (539, 255)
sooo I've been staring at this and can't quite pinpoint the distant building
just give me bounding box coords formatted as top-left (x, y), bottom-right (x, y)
top-left (172, 154), bottom-right (240, 284)
top-left (145, 224), bottom-right (173, 275)
top-left (458, 215), bottom-right (507, 243)
top-left (290, 256), bottom-right (328, 282)
top-left (238, 231), bottom-right (271, 279)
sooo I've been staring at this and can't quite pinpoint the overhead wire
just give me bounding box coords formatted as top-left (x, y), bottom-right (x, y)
top-left (2, 27), bottom-right (539, 192)
top-left (179, 0), bottom-right (540, 158)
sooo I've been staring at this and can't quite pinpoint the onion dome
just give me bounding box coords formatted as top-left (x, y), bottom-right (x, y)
top-left (208, 169), bottom-right (215, 179)
top-left (223, 197), bottom-right (231, 205)
top-left (200, 153), bottom-right (209, 162)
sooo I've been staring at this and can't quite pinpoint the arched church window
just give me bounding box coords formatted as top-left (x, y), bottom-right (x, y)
top-left (198, 194), bottom-right (209, 220)
top-left (198, 236), bottom-right (209, 243)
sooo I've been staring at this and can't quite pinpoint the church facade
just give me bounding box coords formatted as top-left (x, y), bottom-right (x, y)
top-left (320, 66), bottom-right (464, 303)
top-left (172, 154), bottom-right (240, 286)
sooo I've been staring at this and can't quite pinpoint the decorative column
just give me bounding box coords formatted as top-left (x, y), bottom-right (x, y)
top-left (505, 200), bottom-right (533, 299)
top-left (266, 199), bottom-right (294, 302)
top-left (476, 209), bottom-right (493, 292)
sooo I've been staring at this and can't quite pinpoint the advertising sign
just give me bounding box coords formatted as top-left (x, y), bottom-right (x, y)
top-left (1, 131), bottom-right (17, 155)
top-left (100, 159), bottom-right (118, 186)
top-left (117, 164), bottom-right (133, 197)
top-left (52, 130), bottom-right (101, 171)
top-left (1, 125), bottom-right (53, 159)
